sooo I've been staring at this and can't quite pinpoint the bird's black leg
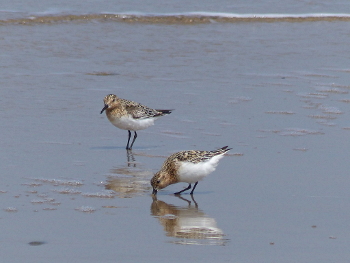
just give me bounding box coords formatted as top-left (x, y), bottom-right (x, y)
top-left (174, 184), bottom-right (191, 195)
top-left (190, 182), bottom-right (198, 195)
top-left (126, 130), bottom-right (132, 150)
top-left (129, 131), bottom-right (137, 149)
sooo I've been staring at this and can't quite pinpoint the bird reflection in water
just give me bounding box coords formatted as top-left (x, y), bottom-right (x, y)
top-left (105, 150), bottom-right (151, 198)
top-left (126, 149), bottom-right (136, 167)
top-left (151, 195), bottom-right (228, 245)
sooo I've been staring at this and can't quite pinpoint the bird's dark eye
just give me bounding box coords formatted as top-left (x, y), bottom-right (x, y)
top-left (157, 180), bottom-right (160, 184)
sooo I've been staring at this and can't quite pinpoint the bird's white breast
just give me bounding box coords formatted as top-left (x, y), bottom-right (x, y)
top-left (108, 115), bottom-right (157, 131)
top-left (177, 154), bottom-right (225, 183)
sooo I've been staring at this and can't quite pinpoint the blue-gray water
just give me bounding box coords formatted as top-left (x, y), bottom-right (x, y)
top-left (1, 1), bottom-right (350, 262)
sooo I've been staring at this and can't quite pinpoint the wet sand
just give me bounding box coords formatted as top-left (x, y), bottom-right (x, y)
top-left (1, 12), bottom-right (350, 263)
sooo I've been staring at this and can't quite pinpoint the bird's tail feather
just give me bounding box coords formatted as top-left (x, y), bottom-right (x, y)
top-left (213, 146), bottom-right (232, 155)
top-left (156, 109), bottom-right (173, 115)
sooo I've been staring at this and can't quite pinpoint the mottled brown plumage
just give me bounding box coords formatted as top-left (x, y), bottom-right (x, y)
top-left (100, 94), bottom-right (172, 149)
top-left (151, 146), bottom-right (231, 195)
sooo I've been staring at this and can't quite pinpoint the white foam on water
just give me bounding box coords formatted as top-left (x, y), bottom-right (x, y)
top-left (104, 11), bottom-right (350, 19)
top-left (4, 10), bottom-right (350, 20)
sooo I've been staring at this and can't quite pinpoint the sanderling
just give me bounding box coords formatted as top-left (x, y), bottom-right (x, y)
top-left (151, 146), bottom-right (231, 195)
top-left (100, 94), bottom-right (172, 150)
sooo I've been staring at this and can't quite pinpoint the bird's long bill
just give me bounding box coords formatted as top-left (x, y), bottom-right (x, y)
top-left (100, 104), bottom-right (108, 114)
top-left (152, 188), bottom-right (158, 195)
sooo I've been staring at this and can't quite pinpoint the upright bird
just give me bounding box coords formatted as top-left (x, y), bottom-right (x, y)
top-left (151, 146), bottom-right (231, 195)
top-left (100, 94), bottom-right (172, 150)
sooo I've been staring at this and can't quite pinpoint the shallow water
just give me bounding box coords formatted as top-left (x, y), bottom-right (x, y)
top-left (2, 2), bottom-right (350, 262)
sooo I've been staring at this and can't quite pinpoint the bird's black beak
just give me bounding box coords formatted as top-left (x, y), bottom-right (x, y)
top-left (100, 104), bottom-right (108, 114)
top-left (152, 188), bottom-right (158, 195)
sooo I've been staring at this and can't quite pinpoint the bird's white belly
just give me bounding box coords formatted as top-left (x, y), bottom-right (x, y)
top-left (109, 115), bottom-right (156, 131)
top-left (177, 155), bottom-right (224, 183)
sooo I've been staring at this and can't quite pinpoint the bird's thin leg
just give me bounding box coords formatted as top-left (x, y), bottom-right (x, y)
top-left (190, 182), bottom-right (198, 195)
top-left (174, 184), bottom-right (191, 195)
top-left (129, 131), bottom-right (137, 149)
top-left (126, 130), bottom-right (132, 150)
